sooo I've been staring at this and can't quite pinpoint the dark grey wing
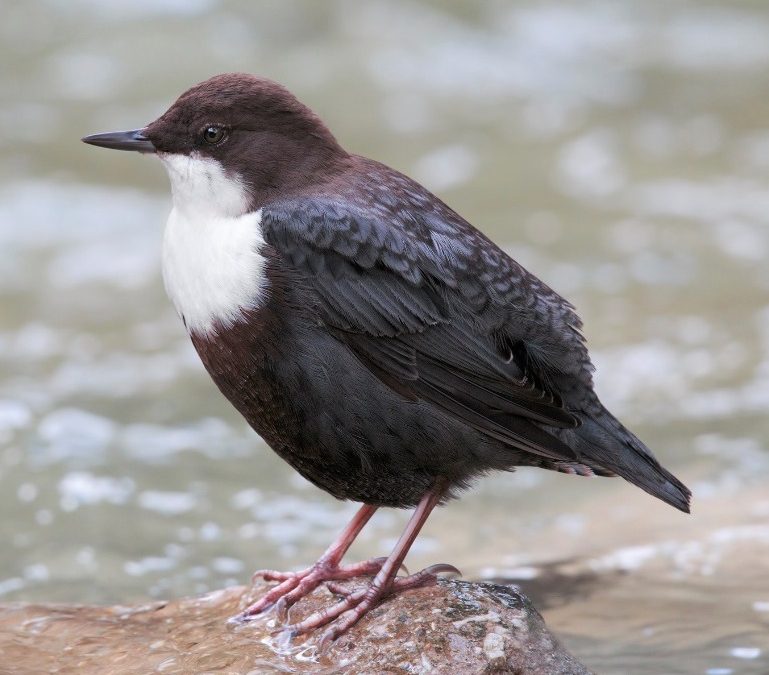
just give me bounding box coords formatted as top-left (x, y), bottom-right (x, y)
top-left (261, 186), bottom-right (592, 463)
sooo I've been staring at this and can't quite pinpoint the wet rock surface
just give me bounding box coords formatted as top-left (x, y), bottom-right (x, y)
top-left (0, 579), bottom-right (588, 674)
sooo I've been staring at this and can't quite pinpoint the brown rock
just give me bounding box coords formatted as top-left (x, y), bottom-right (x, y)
top-left (0, 580), bottom-right (589, 674)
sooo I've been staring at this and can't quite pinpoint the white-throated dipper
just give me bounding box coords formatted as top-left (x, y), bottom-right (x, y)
top-left (82, 73), bottom-right (691, 644)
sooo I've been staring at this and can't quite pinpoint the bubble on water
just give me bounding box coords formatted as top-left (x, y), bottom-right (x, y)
top-left (412, 144), bottom-right (479, 192)
top-left (0, 400), bottom-right (32, 431)
top-left (23, 563), bottom-right (49, 582)
top-left (38, 409), bottom-right (116, 463)
top-left (35, 510), bottom-right (53, 526)
top-left (163, 543), bottom-right (187, 560)
top-left (50, 351), bottom-right (191, 400)
top-left (0, 578), bottom-right (26, 596)
top-left (592, 340), bottom-right (684, 412)
top-left (555, 513), bottom-right (587, 536)
top-left (199, 522), bottom-right (221, 541)
top-left (230, 488), bottom-right (263, 510)
top-left (480, 566), bottom-right (539, 580)
top-left (629, 177), bottom-right (769, 225)
top-left (137, 490), bottom-right (197, 516)
top-left (75, 547), bottom-right (96, 569)
top-left (124, 556), bottom-right (177, 577)
top-left (590, 544), bottom-right (658, 572)
top-left (46, 0), bottom-right (215, 20)
top-left (212, 557), bottom-right (244, 575)
top-left (17, 482), bottom-right (38, 503)
top-left (58, 471), bottom-right (134, 510)
top-left (48, 236), bottom-right (160, 289)
top-left (0, 182), bottom-right (162, 251)
top-left (629, 250), bottom-right (693, 286)
top-left (555, 129), bottom-right (626, 201)
top-left (187, 566), bottom-right (209, 580)
top-left (363, 2), bottom-right (640, 106)
top-left (729, 646), bottom-right (761, 659)
top-left (237, 523), bottom-right (259, 540)
top-left (5, 324), bottom-right (60, 361)
top-left (712, 219), bottom-right (768, 262)
top-left (122, 417), bottom-right (250, 463)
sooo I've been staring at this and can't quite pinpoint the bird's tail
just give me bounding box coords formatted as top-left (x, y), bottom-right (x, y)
top-left (573, 406), bottom-right (691, 513)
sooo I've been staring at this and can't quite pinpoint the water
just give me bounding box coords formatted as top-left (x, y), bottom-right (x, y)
top-left (2, 1), bottom-right (769, 672)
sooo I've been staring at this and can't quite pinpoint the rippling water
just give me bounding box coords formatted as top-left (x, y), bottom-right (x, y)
top-left (2, 1), bottom-right (769, 672)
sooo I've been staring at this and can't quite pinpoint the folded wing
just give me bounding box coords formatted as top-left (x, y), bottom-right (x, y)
top-left (261, 185), bottom-right (592, 464)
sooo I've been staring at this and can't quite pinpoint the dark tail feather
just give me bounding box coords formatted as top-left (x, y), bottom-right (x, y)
top-left (574, 408), bottom-right (692, 514)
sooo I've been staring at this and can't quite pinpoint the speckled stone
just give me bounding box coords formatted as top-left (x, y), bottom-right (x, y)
top-left (0, 579), bottom-right (589, 674)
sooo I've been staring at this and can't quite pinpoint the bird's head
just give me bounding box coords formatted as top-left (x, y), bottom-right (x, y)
top-left (83, 73), bottom-right (345, 213)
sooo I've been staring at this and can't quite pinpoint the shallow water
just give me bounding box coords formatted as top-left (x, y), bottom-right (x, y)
top-left (2, 1), bottom-right (769, 673)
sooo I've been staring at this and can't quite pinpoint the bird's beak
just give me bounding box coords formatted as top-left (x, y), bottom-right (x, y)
top-left (81, 128), bottom-right (156, 153)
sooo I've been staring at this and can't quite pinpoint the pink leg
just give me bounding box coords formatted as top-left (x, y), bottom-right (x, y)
top-left (286, 482), bottom-right (457, 646)
top-left (232, 503), bottom-right (379, 622)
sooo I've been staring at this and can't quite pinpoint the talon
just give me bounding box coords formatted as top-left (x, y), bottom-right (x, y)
top-left (424, 562), bottom-right (462, 577)
top-left (252, 569), bottom-right (290, 583)
top-left (274, 596), bottom-right (289, 622)
top-left (325, 581), bottom-right (353, 597)
top-left (318, 628), bottom-right (336, 654)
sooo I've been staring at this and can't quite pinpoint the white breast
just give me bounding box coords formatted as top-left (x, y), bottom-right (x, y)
top-left (159, 153), bottom-right (267, 336)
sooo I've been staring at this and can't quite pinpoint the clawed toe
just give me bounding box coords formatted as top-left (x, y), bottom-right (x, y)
top-left (325, 562), bottom-right (459, 599)
top-left (424, 562), bottom-right (461, 576)
top-left (325, 581), bottom-right (354, 597)
top-left (285, 562), bottom-right (462, 640)
top-left (288, 587), bottom-right (370, 637)
top-left (251, 568), bottom-right (293, 583)
top-left (234, 555), bottom-right (390, 623)
top-left (400, 562), bottom-right (462, 585)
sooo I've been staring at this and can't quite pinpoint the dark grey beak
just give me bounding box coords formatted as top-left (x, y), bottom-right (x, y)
top-left (81, 128), bottom-right (155, 153)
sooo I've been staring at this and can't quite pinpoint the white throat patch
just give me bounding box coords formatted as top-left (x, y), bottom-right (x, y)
top-left (158, 152), bottom-right (267, 336)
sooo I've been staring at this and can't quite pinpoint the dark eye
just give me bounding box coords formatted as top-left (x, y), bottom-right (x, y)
top-left (202, 125), bottom-right (227, 145)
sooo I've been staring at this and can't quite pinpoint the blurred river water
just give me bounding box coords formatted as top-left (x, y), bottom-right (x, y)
top-left (2, 1), bottom-right (769, 673)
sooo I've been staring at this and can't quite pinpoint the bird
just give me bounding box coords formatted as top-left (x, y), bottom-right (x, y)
top-left (82, 73), bottom-right (691, 645)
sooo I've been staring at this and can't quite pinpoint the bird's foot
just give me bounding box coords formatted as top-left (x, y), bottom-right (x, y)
top-left (232, 556), bottom-right (389, 622)
top-left (288, 562), bottom-right (460, 649)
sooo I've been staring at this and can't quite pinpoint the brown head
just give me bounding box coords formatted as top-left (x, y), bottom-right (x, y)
top-left (83, 73), bottom-right (348, 207)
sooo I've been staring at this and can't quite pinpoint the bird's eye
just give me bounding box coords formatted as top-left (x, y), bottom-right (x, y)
top-left (202, 125), bottom-right (227, 145)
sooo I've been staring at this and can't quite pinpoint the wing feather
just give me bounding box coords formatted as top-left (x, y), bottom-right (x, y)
top-left (261, 169), bottom-right (594, 462)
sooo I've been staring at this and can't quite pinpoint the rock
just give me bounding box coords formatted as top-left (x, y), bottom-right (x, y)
top-left (0, 579), bottom-right (589, 674)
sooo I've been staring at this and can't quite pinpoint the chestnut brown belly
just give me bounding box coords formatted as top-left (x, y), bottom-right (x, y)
top-left (189, 305), bottom-right (513, 507)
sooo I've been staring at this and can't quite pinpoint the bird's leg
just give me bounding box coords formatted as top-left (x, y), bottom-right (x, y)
top-left (286, 481), bottom-right (456, 646)
top-left (233, 503), bottom-right (380, 621)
